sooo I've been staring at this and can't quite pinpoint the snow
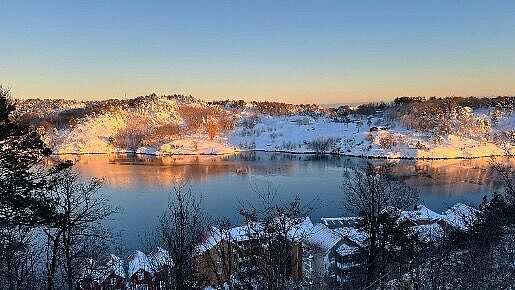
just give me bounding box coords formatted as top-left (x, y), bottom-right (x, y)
top-left (127, 250), bottom-right (153, 277)
top-left (336, 243), bottom-right (359, 257)
top-left (196, 227), bottom-right (224, 254)
top-left (333, 227), bottom-right (367, 247)
top-left (441, 203), bottom-right (479, 230)
top-left (148, 247), bottom-right (173, 270)
top-left (21, 96), bottom-right (515, 159)
top-left (410, 223), bottom-right (445, 243)
top-left (286, 217), bottom-right (315, 241)
top-left (304, 223), bottom-right (342, 254)
top-left (321, 217), bottom-right (362, 229)
top-left (105, 254), bottom-right (125, 279)
top-left (398, 205), bottom-right (443, 225)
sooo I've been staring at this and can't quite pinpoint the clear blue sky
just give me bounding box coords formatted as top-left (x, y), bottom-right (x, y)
top-left (1, 1), bottom-right (515, 103)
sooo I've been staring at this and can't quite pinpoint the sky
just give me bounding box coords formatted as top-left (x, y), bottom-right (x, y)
top-left (1, 1), bottom-right (515, 104)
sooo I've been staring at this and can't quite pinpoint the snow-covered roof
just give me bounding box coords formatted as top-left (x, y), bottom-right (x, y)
top-left (149, 247), bottom-right (173, 271)
top-left (441, 203), bottom-right (479, 230)
top-left (333, 227), bottom-right (367, 247)
top-left (196, 227), bottom-right (224, 254)
top-left (398, 205), bottom-right (442, 224)
top-left (410, 223), bottom-right (445, 243)
top-left (287, 216), bottom-right (314, 241)
top-left (127, 250), bottom-right (153, 277)
top-left (103, 254), bottom-right (125, 279)
top-left (229, 222), bottom-right (264, 242)
top-left (321, 216), bottom-right (362, 229)
top-left (304, 223), bottom-right (342, 253)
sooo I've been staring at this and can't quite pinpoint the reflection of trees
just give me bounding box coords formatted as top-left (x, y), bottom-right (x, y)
top-left (54, 153), bottom-right (303, 188)
top-left (51, 154), bottom-right (511, 195)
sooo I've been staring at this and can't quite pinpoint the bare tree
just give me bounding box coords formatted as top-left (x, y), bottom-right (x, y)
top-left (234, 184), bottom-right (314, 290)
top-left (43, 168), bottom-right (116, 290)
top-left (199, 217), bottom-right (237, 289)
top-left (342, 163), bottom-right (418, 289)
top-left (160, 183), bottom-right (207, 290)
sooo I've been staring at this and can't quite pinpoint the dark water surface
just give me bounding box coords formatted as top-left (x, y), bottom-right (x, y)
top-left (63, 152), bottom-right (507, 250)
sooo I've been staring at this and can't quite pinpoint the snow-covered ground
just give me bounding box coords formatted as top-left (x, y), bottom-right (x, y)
top-left (229, 111), bottom-right (514, 159)
top-left (24, 97), bottom-right (515, 159)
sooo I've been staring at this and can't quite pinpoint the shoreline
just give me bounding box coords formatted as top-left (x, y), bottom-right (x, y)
top-left (52, 149), bottom-right (514, 161)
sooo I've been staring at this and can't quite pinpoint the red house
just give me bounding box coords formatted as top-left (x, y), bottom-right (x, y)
top-left (99, 255), bottom-right (126, 290)
top-left (127, 250), bottom-right (154, 290)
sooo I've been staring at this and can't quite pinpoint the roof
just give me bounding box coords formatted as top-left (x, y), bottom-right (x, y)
top-left (398, 205), bottom-right (442, 224)
top-left (441, 203), bottom-right (479, 230)
top-left (102, 254), bottom-right (125, 280)
top-left (148, 247), bottom-right (173, 271)
top-left (127, 250), bottom-right (153, 277)
top-left (287, 216), bottom-right (314, 241)
top-left (333, 227), bottom-right (368, 247)
top-left (321, 216), bottom-right (362, 229)
top-left (196, 226), bottom-right (224, 254)
top-left (229, 222), bottom-right (264, 242)
top-left (304, 223), bottom-right (342, 253)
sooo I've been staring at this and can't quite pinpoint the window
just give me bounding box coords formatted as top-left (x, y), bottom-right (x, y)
top-left (137, 270), bottom-right (145, 281)
top-left (110, 277), bottom-right (116, 285)
top-left (160, 281), bottom-right (166, 290)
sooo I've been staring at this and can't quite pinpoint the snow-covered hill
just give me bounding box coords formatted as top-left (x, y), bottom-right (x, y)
top-left (17, 95), bottom-right (515, 159)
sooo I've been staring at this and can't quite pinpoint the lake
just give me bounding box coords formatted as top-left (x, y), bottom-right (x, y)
top-left (60, 152), bottom-right (507, 250)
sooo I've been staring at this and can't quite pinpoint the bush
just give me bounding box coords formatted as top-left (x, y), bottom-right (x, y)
top-left (144, 122), bottom-right (184, 146)
top-left (207, 122), bottom-right (220, 141)
top-left (307, 136), bottom-right (340, 153)
top-left (239, 115), bottom-right (260, 129)
top-left (114, 116), bottom-right (150, 151)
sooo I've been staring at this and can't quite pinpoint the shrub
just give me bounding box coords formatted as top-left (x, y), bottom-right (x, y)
top-left (376, 132), bottom-right (407, 149)
top-left (144, 122), bottom-right (184, 146)
top-left (114, 115), bottom-right (150, 151)
top-left (240, 115), bottom-right (259, 129)
top-left (364, 133), bottom-right (375, 143)
top-left (207, 122), bottom-right (221, 141)
top-left (307, 136), bottom-right (340, 153)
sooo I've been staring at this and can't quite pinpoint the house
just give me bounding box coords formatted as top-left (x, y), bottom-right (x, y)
top-left (332, 227), bottom-right (367, 283)
top-left (99, 255), bottom-right (126, 290)
top-left (195, 217), bottom-right (313, 288)
top-left (302, 223), bottom-right (345, 284)
top-left (439, 203), bottom-right (479, 231)
top-left (399, 203), bottom-right (479, 242)
top-left (148, 247), bottom-right (173, 290)
top-left (127, 250), bottom-right (154, 290)
top-left (398, 205), bottom-right (443, 227)
top-left (195, 227), bottom-right (234, 287)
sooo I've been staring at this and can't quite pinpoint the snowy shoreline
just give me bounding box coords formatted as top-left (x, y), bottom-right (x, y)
top-left (52, 148), bottom-right (513, 161)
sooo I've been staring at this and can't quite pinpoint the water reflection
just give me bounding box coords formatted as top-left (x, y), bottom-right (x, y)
top-left (54, 152), bottom-right (510, 249)
top-left (57, 153), bottom-right (509, 191)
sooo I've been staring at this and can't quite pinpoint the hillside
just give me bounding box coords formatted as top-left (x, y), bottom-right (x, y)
top-left (16, 95), bottom-right (515, 159)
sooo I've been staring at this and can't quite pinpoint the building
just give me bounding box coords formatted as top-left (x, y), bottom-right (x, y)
top-left (195, 217), bottom-right (313, 288)
top-left (148, 247), bottom-right (174, 290)
top-left (99, 255), bottom-right (126, 290)
top-left (127, 250), bottom-right (154, 290)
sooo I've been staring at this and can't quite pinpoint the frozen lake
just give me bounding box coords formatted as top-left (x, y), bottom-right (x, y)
top-left (61, 152), bottom-right (506, 250)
